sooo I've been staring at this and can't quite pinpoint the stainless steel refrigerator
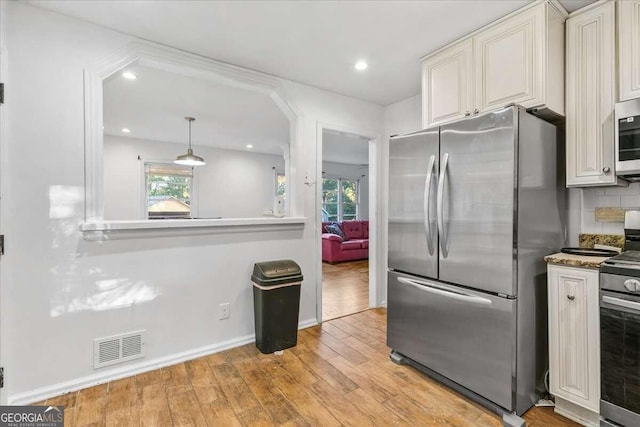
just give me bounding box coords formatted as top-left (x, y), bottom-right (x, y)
top-left (387, 105), bottom-right (565, 420)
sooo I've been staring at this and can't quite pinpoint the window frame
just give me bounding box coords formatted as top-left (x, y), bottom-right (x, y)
top-left (322, 177), bottom-right (360, 222)
top-left (141, 161), bottom-right (197, 220)
top-left (274, 170), bottom-right (286, 198)
top-left (340, 178), bottom-right (359, 221)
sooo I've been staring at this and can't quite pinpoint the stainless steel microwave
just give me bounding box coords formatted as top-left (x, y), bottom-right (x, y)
top-left (615, 98), bottom-right (640, 180)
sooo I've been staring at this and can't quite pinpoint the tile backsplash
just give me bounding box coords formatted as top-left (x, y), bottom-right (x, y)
top-left (581, 182), bottom-right (640, 234)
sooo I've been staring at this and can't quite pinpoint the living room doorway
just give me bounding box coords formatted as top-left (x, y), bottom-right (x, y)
top-left (320, 128), bottom-right (370, 321)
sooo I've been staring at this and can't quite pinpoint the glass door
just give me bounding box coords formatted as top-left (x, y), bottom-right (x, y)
top-left (618, 115), bottom-right (640, 161)
top-left (601, 293), bottom-right (640, 415)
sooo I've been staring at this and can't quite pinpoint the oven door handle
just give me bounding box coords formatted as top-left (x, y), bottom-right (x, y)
top-left (602, 295), bottom-right (640, 313)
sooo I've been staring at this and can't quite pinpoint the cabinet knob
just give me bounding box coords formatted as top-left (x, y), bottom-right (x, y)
top-left (473, 108), bottom-right (479, 115)
top-left (567, 295), bottom-right (575, 301)
top-left (465, 111), bottom-right (471, 117)
top-left (603, 166), bottom-right (611, 173)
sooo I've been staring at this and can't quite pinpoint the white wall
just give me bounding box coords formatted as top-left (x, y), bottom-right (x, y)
top-left (1, 1), bottom-right (384, 404)
top-left (321, 161), bottom-right (369, 220)
top-left (384, 94), bottom-right (422, 137)
top-left (103, 135), bottom-right (285, 220)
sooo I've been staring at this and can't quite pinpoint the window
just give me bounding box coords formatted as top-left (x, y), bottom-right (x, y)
top-left (322, 178), bottom-right (359, 221)
top-left (341, 179), bottom-right (358, 220)
top-left (145, 163), bottom-right (193, 219)
top-left (276, 172), bottom-right (286, 198)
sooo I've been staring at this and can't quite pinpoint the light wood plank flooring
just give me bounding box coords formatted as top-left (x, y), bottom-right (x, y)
top-left (322, 260), bottom-right (369, 321)
top-left (35, 308), bottom-right (576, 427)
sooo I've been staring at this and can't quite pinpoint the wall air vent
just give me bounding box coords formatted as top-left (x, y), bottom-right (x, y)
top-left (94, 330), bottom-right (145, 369)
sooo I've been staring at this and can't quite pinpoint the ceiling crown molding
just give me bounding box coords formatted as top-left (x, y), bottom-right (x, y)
top-left (90, 41), bottom-right (283, 93)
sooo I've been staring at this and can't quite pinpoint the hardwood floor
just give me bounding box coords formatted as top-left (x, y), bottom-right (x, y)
top-left (35, 308), bottom-right (577, 427)
top-left (322, 260), bottom-right (369, 321)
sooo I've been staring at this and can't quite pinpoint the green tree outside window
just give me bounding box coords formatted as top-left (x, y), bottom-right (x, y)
top-left (322, 178), bottom-right (359, 221)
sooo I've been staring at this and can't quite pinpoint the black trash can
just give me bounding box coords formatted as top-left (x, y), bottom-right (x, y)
top-left (251, 260), bottom-right (303, 354)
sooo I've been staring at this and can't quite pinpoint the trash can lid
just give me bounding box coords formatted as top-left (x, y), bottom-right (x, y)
top-left (252, 260), bottom-right (303, 287)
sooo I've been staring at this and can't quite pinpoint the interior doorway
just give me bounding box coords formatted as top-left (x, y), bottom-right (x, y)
top-left (320, 128), bottom-right (371, 321)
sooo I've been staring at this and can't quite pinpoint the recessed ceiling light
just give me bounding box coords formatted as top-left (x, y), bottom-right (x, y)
top-left (246, 144), bottom-right (253, 149)
top-left (122, 71), bottom-right (137, 80)
top-left (121, 128), bottom-right (131, 133)
top-left (354, 61), bottom-right (368, 71)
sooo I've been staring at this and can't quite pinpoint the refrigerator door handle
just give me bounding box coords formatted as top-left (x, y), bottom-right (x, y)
top-left (437, 152), bottom-right (449, 258)
top-left (398, 277), bottom-right (492, 305)
top-left (424, 155), bottom-right (436, 255)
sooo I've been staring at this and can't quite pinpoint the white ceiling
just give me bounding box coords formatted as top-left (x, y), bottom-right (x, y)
top-left (323, 130), bottom-right (369, 165)
top-left (103, 65), bottom-right (289, 155)
top-left (28, 0), bottom-right (596, 106)
top-left (559, 0), bottom-right (598, 13)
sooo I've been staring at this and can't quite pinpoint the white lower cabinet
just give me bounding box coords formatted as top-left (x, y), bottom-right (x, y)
top-left (548, 264), bottom-right (600, 426)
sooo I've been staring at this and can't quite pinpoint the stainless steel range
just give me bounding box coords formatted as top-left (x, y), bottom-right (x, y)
top-left (599, 211), bottom-right (640, 427)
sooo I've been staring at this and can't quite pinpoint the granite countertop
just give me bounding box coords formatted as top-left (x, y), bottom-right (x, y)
top-left (544, 233), bottom-right (624, 269)
top-left (579, 233), bottom-right (625, 249)
top-left (544, 252), bottom-right (610, 269)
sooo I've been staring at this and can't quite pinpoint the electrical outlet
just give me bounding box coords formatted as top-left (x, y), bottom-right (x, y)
top-left (219, 303), bottom-right (230, 320)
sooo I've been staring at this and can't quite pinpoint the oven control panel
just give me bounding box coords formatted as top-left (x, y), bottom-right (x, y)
top-left (624, 278), bottom-right (640, 292)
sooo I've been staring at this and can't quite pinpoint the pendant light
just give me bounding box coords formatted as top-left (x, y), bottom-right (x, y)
top-left (175, 117), bottom-right (205, 166)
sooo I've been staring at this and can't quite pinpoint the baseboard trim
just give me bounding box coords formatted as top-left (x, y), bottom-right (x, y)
top-left (8, 318), bottom-right (318, 405)
top-left (554, 397), bottom-right (600, 427)
top-left (298, 319), bottom-right (319, 330)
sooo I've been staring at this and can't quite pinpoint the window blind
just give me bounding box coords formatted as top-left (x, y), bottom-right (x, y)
top-left (144, 163), bottom-right (193, 177)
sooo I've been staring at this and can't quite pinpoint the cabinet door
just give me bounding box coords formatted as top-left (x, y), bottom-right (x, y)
top-left (422, 39), bottom-right (473, 127)
top-left (473, 3), bottom-right (544, 113)
top-left (548, 265), bottom-right (600, 412)
top-left (566, 1), bottom-right (618, 187)
top-left (619, 0), bottom-right (640, 101)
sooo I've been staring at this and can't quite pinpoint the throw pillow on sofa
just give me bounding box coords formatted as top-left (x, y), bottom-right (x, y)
top-left (325, 223), bottom-right (347, 241)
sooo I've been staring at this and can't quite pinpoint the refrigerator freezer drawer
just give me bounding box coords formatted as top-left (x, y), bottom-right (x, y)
top-left (387, 271), bottom-right (516, 411)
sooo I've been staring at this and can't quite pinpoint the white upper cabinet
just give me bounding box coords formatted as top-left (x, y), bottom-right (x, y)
top-left (566, 1), bottom-right (621, 187)
top-left (474, 5), bottom-right (544, 112)
top-left (422, 39), bottom-right (473, 127)
top-left (619, 0), bottom-right (640, 101)
top-left (421, 1), bottom-right (566, 128)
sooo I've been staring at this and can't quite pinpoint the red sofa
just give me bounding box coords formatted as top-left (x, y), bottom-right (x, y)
top-left (322, 220), bottom-right (369, 263)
